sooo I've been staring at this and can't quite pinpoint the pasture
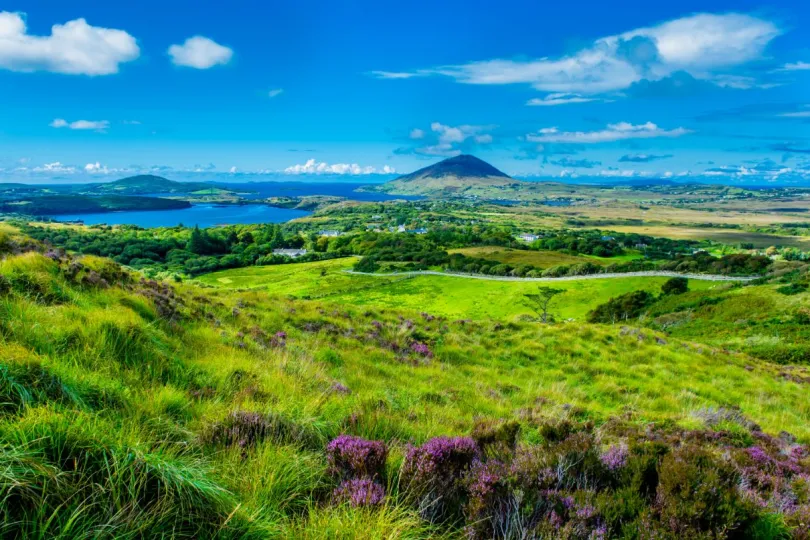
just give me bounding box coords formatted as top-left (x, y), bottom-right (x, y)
top-left (198, 258), bottom-right (719, 321)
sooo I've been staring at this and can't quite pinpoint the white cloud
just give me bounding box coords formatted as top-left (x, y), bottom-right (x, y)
top-left (369, 70), bottom-right (422, 79)
top-left (378, 13), bottom-right (781, 94)
top-left (404, 122), bottom-right (495, 156)
top-left (84, 162), bottom-right (110, 174)
top-left (0, 12), bottom-right (139, 75)
top-left (526, 121), bottom-right (691, 144)
top-left (168, 36), bottom-right (232, 69)
top-left (33, 162), bottom-right (76, 173)
top-left (779, 111), bottom-right (810, 118)
top-left (417, 144), bottom-right (461, 157)
top-left (778, 61), bottom-right (810, 71)
top-left (527, 93), bottom-right (603, 106)
top-left (50, 118), bottom-right (109, 131)
top-left (268, 88), bottom-right (283, 98)
top-left (284, 159), bottom-right (394, 175)
top-left (431, 122), bottom-right (491, 144)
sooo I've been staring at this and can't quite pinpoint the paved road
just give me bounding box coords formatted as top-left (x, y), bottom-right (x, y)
top-left (344, 270), bottom-right (759, 283)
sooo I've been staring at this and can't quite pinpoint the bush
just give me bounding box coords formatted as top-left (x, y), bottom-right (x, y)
top-left (777, 283), bottom-right (808, 296)
top-left (661, 277), bottom-right (688, 295)
top-left (587, 290), bottom-right (654, 323)
top-left (326, 435), bottom-right (388, 481)
top-left (400, 436), bottom-right (479, 523)
top-left (655, 445), bottom-right (755, 536)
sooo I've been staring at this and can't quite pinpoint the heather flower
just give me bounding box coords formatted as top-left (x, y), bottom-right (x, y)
top-left (401, 436), bottom-right (478, 496)
top-left (746, 446), bottom-right (772, 466)
top-left (326, 435), bottom-right (388, 480)
top-left (410, 341), bottom-right (433, 358)
top-left (275, 331), bottom-right (287, 340)
top-left (600, 443), bottom-right (628, 471)
top-left (371, 320), bottom-right (383, 329)
top-left (330, 382), bottom-right (351, 395)
top-left (400, 436), bottom-right (478, 522)
top-left (404, 319), bottom-right (414, 330)
top-left (421, 312), bottom-right (435, 322)
top-left (576, 504), bottom-right (597, 519)
top-left (334, 478), bottom-right (385, 507)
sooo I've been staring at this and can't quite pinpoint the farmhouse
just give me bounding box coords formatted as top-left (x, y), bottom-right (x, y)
top-left (518, 233), bottom-right (539, 242)
top-left (319, 230), bottom-right (342, 237)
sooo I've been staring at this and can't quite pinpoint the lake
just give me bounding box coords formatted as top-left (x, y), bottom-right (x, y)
top-left (50, 181), bottom-right (420, 228)
top-left (53, 204), bottom-right (311, 228)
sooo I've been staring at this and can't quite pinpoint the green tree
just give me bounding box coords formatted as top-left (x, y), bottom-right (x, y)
top-left (524, 287), bottom-right (564, 323)
top-left (187, 226), bottom-right (208, 255)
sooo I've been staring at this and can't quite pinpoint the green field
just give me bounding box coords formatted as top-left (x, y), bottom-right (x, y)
top-left (198, 258), bottom-right (718, 321)
top-left (601, 225), bottom-right (810, 249)
top-left (448, 246), bottom-right (641, 267)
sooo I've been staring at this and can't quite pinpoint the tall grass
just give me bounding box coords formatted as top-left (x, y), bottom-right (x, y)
top-left (1, 241), bottom-right (809, 536)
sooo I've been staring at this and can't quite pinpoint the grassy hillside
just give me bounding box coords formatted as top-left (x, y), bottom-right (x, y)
top-left (197, 258), bottom-right (719, 321)
top-left (2, 227), bottom-right (810, 537)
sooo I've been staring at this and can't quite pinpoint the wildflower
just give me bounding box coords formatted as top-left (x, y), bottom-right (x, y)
top-left (326, 435), bottom-right (388, 480)
top-left (600, 443), bottom-right (629, 471)
top-left (410, 341), bottom-right (433, 358)
top-left (334, 478), bottom-right (385, 507)
top-left (330, 382), bottom-right (351, 395)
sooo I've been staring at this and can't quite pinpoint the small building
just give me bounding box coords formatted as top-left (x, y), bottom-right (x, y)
top-left (409, 228), bottom-right (428, 235)
top-left (635, 243), bottom-right (648, 249)
top-left (319, 230), bottom-right (342, 237)
top-left (397, 225), bottom-right (406, 233)
top-left (601, 235), bottom-right (615, 241)
top-left (273, 248), bottom-right (308, 258)
top-left (518, 233), bottom-right (539, 242)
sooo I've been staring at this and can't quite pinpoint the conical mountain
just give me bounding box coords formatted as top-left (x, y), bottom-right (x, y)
top-left (375, 154), bottom-right (518, 195)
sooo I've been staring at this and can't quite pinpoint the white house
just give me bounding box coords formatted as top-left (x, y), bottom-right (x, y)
top-left (518, 233), bottom-right (539, 242)
top-left (319, 230), bottom-right (342, 237)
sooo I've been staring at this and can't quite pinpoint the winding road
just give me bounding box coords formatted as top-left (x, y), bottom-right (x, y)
top-left (343, 270), bottom-right (759, 283)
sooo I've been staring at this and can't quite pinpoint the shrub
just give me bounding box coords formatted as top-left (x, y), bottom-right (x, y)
top-left (655, 445), bottom-right (756, 536)
top-left (777, 283), bottom-right (808, 296)
top-left (326, 435), bottom-right (388, 481)
top-left (661, 277), bottom-right (688, 295)
top-left (400, 436), bottom-right (478, 523)
top-left (587, 290), bottom-right (654, 323)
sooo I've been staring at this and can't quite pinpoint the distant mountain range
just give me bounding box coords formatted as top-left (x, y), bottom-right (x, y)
top-left (371, 155), bottom-right (524, 195)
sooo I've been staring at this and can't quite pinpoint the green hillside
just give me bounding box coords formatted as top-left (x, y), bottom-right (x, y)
top-left (1, 225), bottom-right (809, 537)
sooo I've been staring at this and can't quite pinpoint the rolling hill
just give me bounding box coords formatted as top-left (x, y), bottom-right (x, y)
top-left (86, 175), bottom-right (220, 195)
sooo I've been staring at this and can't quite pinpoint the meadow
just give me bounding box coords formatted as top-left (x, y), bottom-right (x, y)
top-left (2, 224), bottom-right (810, 537)
top-left (198, 258), bottom-right (719, 321)
top-left (599, 225), bottom-right (810, 249)
top-left (448, 246), bottom-right (641, 268)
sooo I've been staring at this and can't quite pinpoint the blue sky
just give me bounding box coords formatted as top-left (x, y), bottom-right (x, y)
top-left (0, 0), bottom-right (809, 184)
